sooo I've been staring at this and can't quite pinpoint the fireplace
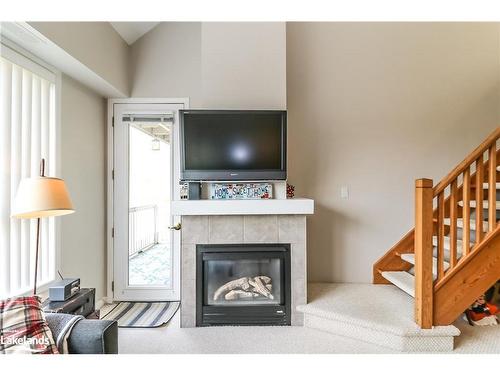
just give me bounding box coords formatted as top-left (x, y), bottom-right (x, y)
top-left (196, 244), bottom-right (291, 326)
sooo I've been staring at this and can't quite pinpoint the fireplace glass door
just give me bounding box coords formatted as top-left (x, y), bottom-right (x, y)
top-left (205, 256), bottom-right (282, 306)
top-left (197, 244), bottom-right (291, 326)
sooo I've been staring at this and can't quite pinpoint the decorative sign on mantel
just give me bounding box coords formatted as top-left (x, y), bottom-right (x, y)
top-left (210, 183), bottom-right (273, 200)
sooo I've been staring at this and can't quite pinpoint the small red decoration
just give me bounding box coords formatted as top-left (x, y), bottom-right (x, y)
top-left (465, 294), bottom-right (499, 326)
top-left (286, 183), bottom-right (295, 199)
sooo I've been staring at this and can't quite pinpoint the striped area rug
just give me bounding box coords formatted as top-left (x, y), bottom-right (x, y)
top-left (100, 301), bottom-right (180, 328)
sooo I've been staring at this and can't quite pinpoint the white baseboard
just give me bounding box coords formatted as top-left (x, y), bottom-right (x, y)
top-left (103, 296), bottom-right (114, 304)
top-left (95, 298), bottom-right (106, 310)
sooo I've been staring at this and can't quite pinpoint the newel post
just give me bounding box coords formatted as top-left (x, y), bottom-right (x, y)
top-left (414, 178), bottom-right (434, 329)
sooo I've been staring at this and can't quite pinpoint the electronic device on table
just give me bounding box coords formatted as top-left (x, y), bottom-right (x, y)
top-left (49, 277), bottom-right (80, 301)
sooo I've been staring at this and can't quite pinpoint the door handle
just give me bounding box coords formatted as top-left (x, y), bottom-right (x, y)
top-left (168, 223), bottom-right (182, 231)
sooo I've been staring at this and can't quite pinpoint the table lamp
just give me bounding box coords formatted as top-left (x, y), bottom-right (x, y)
top-left (11, 159), bottom-right (75, 295)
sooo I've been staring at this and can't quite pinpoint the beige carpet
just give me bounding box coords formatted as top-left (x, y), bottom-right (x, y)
top-left (453, 316), bottom-right (500, 353)
top-left (117, 302), bottom-right (500, 354)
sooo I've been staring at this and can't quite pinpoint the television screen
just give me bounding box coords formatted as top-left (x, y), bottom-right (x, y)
top-left (180, 110), bottom-right (286, 181)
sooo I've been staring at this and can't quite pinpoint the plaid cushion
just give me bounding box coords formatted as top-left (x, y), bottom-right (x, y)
top-left (0, 296), bottom-right (59, 354)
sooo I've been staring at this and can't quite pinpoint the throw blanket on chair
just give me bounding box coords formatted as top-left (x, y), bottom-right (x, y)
top-left (44, 313), bottom-right (83, 354)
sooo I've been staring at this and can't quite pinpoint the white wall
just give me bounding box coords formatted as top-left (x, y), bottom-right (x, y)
top-left (286, 22), bottom-right (500, 283)
top-left (200, 23), bottom-right (286, 109)
top-left (18, 22), bottom-right (500, 294)
top-left (129, 22), bottom-right (202, 104)
top-left (132, 22), bottom-right (500, 285)
top-left (29, 22), bottom-right (130, 96)
top-left (60, 75), bottom-right (107, 300)
top-left (130, 22), bottom-right (287, 109)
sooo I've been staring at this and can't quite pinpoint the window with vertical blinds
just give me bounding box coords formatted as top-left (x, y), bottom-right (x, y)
top-left (0, 44), bottom-right (58, 298)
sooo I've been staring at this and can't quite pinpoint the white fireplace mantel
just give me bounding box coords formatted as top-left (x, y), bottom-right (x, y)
top-left (171, 198), bottom-right (314, 216)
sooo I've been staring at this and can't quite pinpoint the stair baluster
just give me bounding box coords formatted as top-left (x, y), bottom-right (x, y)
top-left (475, 155), bottom-right (484, 245)
top-left (488, 145), bottom-right (497, 231)
top-left (374, 127), bottom-right (500, 328)
top-left (462, 169), bottom-right (471, 257)
top-left (436, 192), bottom-right (445, 280)
top-left (449, 180), bottom-right (458, 268)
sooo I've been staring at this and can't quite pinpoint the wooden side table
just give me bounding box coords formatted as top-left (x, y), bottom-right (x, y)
top-left (42, 288), bottom-right (96, 318)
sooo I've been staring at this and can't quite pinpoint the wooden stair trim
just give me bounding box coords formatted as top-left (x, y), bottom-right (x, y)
top-left (372, 147), bottom-right (493, 282)
top-left (433, 127), bottom-right (500, 195)
top-left (433, 224), bottom-right (500, 326)
top-left (373, 230), bottom-right (414, 284)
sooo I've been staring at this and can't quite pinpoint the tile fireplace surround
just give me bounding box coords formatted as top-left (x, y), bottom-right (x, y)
top-left (180, 214), bottom-right (309, 327)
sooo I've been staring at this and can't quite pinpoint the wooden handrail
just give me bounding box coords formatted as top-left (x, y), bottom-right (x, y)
top-left (433, 127), bottom-right (500, 195)
top-left (413, 126), bottom-right (500, 328)
top-left (428, 127), bottom-right (499, 281)
top-left (374, 126), bottom-right (500, 328)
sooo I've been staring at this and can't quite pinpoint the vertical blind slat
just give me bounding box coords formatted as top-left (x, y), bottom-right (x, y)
top-left (20, 69), bottom-right (32, 289)
top-left (1, 54), bottom-right (56, 298)
top-left (0, 59), bottom-right (13, 297)
top-left (41, 79), bottom-right (50, 281)
top-left (49, 85), bottom-right (56, 177)
top-left (30, 76), bottom-right (41, 285)
top-left (48, 85), bottom-right (56, 279)
top-left (10, 64), bottom-right (23, 292)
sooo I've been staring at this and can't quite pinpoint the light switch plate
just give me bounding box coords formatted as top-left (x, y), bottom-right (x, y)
top-left (341, 186), bottom-right (349, 199)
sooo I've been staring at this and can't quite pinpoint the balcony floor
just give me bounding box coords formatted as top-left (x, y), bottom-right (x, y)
top-left (129, 243), bottom-right (172, 288)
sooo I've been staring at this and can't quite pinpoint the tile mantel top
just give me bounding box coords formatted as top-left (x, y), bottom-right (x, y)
top-left (171, 198), bottom-right (314, 216)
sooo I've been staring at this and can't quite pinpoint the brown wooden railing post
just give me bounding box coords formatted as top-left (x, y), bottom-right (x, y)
top-left (488, 145), bottom-right (497, 231)
top-left (414, 178), bottom-right (434, 328)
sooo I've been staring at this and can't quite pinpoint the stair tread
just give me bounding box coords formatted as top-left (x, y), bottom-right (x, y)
top-left (400, 253), bottom-right (450, 278)
top-left (380, 271), bottom-right (415, 298)
top-left (297, 283), bottom-right (459, 339)
top-left (432, 236), bottom-right (469, 251)
top-left (481, 182), bottom-right (500, 189)
top-left (443, 218), bottom-right (488, 231)
top-left (458, 200), bottom-right (500, 209)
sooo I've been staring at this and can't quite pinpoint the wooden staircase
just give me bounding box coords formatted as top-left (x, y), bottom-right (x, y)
top-left (374, 127), bottom-right (500, 329)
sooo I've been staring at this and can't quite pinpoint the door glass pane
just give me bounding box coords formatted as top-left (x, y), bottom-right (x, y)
top-left (127, 116), bottom-right (173, 287)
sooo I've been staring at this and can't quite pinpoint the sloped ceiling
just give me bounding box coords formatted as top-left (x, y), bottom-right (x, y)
top-left (110, 22), bottom-right (159, 45)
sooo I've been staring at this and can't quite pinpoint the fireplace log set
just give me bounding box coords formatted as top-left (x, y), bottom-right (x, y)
top-left (213, 276), bottom-right (274, 301)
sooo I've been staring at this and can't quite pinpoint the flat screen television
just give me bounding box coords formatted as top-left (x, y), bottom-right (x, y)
top-left (180, 110), bottom-right (287, 181)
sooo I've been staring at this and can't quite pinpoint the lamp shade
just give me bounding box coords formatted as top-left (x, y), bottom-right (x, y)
top-left (11, 177), bottom-right (75, 219)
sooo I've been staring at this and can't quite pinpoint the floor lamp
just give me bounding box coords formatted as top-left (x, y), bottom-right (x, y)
top-left (11, 159), bottom-right (75, 295)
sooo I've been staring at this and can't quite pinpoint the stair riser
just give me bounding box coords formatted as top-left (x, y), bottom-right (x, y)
top-left (469, 210), bottom-right (500, 221)
top-left (304, 314), bottom-right (455, 352)
top-left (433, 247), bottom-right (463, 264)
top-left (444, 225), bottom-right (488, 243)
top-left (406, 266), bottom-right (445, 281)
top-left (409, 241), bottom-right (480, 273)
top-left (476, 190), bottom-right (500, 200)
top-left (477, 209), bottom-right (500, 221)
top-left (456, 228), bottom-right (477, 243)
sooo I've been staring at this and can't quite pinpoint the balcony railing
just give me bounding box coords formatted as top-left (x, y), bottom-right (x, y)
top-left (129, 204), bottom-right (158, 257)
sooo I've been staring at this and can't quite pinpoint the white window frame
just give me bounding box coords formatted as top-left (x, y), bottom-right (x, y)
top-left (0, 38), bottom-right (62, 298)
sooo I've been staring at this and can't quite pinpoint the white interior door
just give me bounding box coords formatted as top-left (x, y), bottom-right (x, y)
top-left (113, 102), bottom-right (184, 301)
